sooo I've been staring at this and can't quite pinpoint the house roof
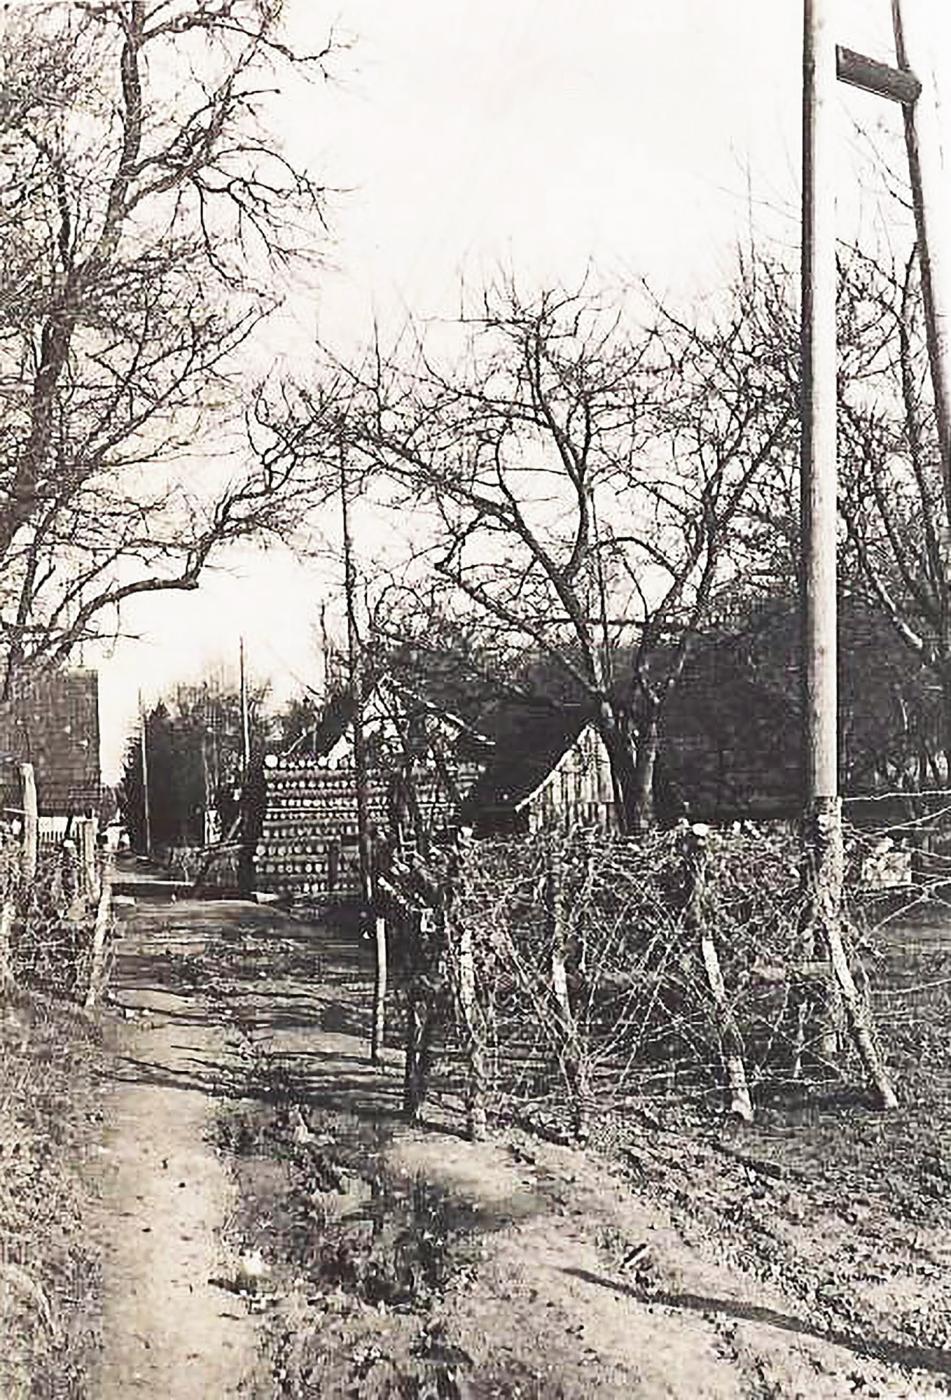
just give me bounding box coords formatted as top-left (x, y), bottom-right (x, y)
top-left (308, 686), bottom-right (359, 758)
top-left (290, 675), bottom-right (495, 764)
top-left (459, 704), bottom-right (592, 819)
top-left (0, 668), bottom-right (101, 815)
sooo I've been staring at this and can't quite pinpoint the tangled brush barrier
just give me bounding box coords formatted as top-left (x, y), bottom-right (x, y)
top-left (382, 822), bottom-right (898, 1140)
top-left (0, 840), bottom-right (109, 1005)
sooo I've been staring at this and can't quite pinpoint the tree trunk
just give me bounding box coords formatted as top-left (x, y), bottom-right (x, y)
top-left (596, 705), bottom-right (656, 833)
top-left (628, 716), bottom-right (659, 832)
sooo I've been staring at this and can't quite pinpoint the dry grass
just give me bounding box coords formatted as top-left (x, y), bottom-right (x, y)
top-left (0, 988), bottom-right (102, 1399)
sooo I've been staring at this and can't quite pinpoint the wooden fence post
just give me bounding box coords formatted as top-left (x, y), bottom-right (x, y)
top-left (370, 911), bottom-right (388, 1064)
top-left (0, 890), bottom-right (14, 993)
top-left (792, 806), bottom-right (896, 1108)
top-left (824, 917), bottom-right (898, 1110)
top-left (20, 763), bottom-right (37, 884)
top-left (402, 907), bottom-right (437, 1119)
top-left (84, 857), bottom-right (114, 1009)
top-left (456, 912), bottom-right (487, 1141)
top-left (76, 818), bottom-right (98, 899)
top-left (403, 990), bottom-right (425, 1117)
top-left (546, 840), bottom-right (592, 1141)
top-left (684, 825), bottom-right (754, 1124)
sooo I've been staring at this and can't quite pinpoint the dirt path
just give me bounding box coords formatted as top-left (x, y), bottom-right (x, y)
top-left (90, 901), bottom-right (260, 1399)
top-left (84, 895), bottom-right (951, 1398)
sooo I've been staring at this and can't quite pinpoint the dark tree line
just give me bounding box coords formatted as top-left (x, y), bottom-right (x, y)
top-left (119, 678), bottom-right (268, 849)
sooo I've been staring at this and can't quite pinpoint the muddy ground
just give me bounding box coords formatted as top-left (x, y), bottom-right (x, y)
top-left (73, 890), bottom-right (951, 1398)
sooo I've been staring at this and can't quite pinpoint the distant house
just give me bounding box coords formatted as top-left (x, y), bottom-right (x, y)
top-left (296, 676), bottom-right (487, 773)
top-left (0, 669), bottom-right (102, 833)
top-left (460, 706), bottom-right (617, 836)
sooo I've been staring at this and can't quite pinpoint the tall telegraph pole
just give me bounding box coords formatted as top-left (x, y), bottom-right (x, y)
top-left (794, 1), bottom-right (901, 1108)
top-left (339, 446), bottom-right (387, 1063)
top-left (339, 448), bottom-right (372, 905)
top-left (239, 636), bottom-right (251, 780)
top-left (892, 0), bottom-right (951, 530)
top-left (138, 690), bottom-right (152, 858)
top-left (800, 0), bottom-right (841, 939)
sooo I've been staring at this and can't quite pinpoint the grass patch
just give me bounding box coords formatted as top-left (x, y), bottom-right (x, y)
top-left (0, 989), bottom-right (102, 1399)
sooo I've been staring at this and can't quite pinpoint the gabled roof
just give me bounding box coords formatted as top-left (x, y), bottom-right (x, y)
top-left (308, 686), bottom-right (359, 758)
top-left (289, 674), bottom-right (494, 764)
top-left (0, 668), bottom-right (101, 815)
top-left (459, 704), bottom-right (592, 818)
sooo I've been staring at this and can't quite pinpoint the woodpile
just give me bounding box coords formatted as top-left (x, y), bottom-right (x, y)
top-left (254, 755), bottom-right (470, 899)
top-left (254, 758), bottom-right (385, 898)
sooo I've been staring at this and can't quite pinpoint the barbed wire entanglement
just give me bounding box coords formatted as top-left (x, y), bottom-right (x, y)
top-left (380, 818), bottom-right (920, 1140)
top-left (3, 838), bottom-right (112, 1003)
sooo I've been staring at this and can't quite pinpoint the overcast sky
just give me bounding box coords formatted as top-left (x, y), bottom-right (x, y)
top-left (96, 0), bottom-right (951, 779)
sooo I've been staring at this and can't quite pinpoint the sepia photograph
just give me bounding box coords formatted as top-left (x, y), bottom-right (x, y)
top-left (2, 1), bottom-right (951, 1395)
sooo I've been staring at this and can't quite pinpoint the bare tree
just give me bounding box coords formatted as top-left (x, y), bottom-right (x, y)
top-left (834, 237), bottom-right (951, 781)
top-left (0, 1), bottom-right (339, 689)
top-left (277, 275), bottom-right (794, 830)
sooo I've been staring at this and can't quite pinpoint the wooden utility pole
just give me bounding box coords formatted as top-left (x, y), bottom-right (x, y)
top-left (339, 448), bottom-right (371, 902)
top-left (239, 636), bottom-right (251, 779)
top-left (834, 9), bottom-right (947, 499)
top-left (794, 1), bottom-right (900, 1108)
top-left (891, 0), bottom-right (951, 527)
top-left (800, 0), bottom-right (842, 981)
top-left (20, 762), bottom-right (37, 883)
top-left (339, 447), bottom-right (388, 1064)
top-left (138, 691), bottom-right (151, 858)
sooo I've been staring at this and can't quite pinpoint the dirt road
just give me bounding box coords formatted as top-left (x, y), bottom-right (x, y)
top-left (86, 895), bottom-right (951, 1398)
top-left (90, 902), bottom-right (261, 1398)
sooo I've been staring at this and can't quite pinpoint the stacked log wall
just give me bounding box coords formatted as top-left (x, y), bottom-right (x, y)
top-left (254, 756), bottom-right (468, 898)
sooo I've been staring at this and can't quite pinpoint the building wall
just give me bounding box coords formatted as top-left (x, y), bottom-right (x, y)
top-left (525, 725), bottom-right (617, 833)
